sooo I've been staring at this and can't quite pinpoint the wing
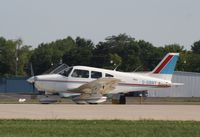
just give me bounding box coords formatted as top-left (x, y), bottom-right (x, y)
top-left (70, 78), bottom-right (120, 104)
top-left (71, 77), bottom-right (121, 95)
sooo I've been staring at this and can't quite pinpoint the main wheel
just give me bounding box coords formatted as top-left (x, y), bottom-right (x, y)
top-left (119, 94), bottom-right (126, 104)
top-left (112, 94), bottom-right (126, 104)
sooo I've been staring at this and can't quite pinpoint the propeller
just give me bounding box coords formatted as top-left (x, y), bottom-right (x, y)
top-left (27, 63), bottom-right (36, 93)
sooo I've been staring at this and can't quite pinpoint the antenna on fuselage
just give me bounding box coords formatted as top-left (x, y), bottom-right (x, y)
top-left (110, 60), bottom-right (121, 71)
top-left (114, 64), bottom-right (121, 71)
top-left (133, 65), bottom-right (142, 72)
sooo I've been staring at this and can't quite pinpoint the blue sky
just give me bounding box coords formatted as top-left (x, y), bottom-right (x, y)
top-left (0, 0), bottom-right (200, 49)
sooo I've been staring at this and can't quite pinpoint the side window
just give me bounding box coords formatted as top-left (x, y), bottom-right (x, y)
top-left (71, 69), bottom-right (89, 78)
top-left (91, 71), bottom-right (102, 79)
top-left (105, 73), bottom-right (114, 77)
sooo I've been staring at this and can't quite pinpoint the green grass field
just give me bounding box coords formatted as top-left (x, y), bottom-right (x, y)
top-left (0, 120), bottom-right (200, 137)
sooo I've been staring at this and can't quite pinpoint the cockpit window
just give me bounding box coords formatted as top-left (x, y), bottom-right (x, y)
top-left (105, 73), bottom-right (114, 77)
top-left (91, 71), bottom-right (102, 79)
top-left (59, 67), bottom-right (73, 77)
top-left (71, 69), bottom-right (89, 78)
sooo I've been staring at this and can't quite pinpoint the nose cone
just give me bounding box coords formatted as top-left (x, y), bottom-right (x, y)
top-left (27, 76), bottom-right (35, 83)
top-left (33, 74), bottom-right (65, 92)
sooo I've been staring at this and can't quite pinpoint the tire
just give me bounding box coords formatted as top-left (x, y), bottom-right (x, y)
top-left (119, 94), bottom-right (126, 104)
top-left (112, 94), bottom-right (126, 104)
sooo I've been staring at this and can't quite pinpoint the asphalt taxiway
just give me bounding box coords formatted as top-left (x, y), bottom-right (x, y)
top-left (0, 104), bottom-right (200, 121)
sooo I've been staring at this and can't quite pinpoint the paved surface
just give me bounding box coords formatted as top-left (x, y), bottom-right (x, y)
top-left (0, 104), bottom-right (200, 121)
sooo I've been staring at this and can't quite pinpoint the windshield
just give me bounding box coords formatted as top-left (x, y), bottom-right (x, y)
top-left (59, 67), bottom-right (73, 77)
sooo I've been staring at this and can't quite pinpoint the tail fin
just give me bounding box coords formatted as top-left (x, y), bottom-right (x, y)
top-left (149, 53), bottom-right (179, 81)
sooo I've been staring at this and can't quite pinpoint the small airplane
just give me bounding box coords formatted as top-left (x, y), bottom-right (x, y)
top-left (27, 53), bottom-right (182, 104)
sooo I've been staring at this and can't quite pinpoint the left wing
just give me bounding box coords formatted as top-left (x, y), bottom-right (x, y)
top-left (70, 77), bottom-right (120, 104)
top-left (71, 77), bottom-right (121, 95)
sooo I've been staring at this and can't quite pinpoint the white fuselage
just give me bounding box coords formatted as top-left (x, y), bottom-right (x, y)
top-left (30, 66), bottom-right (172, 95)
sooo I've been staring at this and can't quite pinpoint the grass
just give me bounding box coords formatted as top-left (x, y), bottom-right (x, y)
top-left (0, 120), bottom-right (200, 137)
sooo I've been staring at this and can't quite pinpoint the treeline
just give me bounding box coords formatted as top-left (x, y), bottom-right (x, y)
top-left (0, 34), bottom-right (200, 76)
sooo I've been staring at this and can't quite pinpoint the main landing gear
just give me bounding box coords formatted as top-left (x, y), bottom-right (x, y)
top-left (112, 94), bottom-right (126, 104)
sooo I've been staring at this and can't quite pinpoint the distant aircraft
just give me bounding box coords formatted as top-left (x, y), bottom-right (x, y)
top-left (27, 53), bottom-right (182, 104)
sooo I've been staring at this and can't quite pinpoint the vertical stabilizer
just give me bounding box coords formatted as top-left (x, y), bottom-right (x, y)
top-left (149, 53), bottom-right (179, 81)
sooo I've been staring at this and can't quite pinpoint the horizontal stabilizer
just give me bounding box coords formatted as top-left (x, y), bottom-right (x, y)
top-left (171, 83), bottom-right (184, 86)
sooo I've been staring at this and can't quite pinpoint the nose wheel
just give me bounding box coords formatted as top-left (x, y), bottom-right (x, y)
top-left (38, 94), bottom-right (59, 104)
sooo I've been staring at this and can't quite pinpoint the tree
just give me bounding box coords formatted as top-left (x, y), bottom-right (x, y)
top-left (30, 37), bottom-right (76, 75)
top-left (163, 44), bottom-right (186, 71)
top-left (1, 34), bottom-right (200, 76)
top-left (138, 40), bottom-right (165, 71)
top-left (93, 34), bottom-right (140, 71)
top-left (105, 33), bottom-right (135, 45)
top-left (0, 37), bottom-right (10, 75)
top-left (0, 37), bottom-right (31, 76)
top-left (184, 53), bottom-right (200, 72)
top-left (63, 37), bottom-right (94, 66)
top-left (191, 40), bottom-right (200, 54)
top-left (164, 44), bottom-right (184, 53)
top-left (109, 53), bottom-right (122, 70)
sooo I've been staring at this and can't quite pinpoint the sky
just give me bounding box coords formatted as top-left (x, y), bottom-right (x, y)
top-left (0, 0), bottom-right (200, 49)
